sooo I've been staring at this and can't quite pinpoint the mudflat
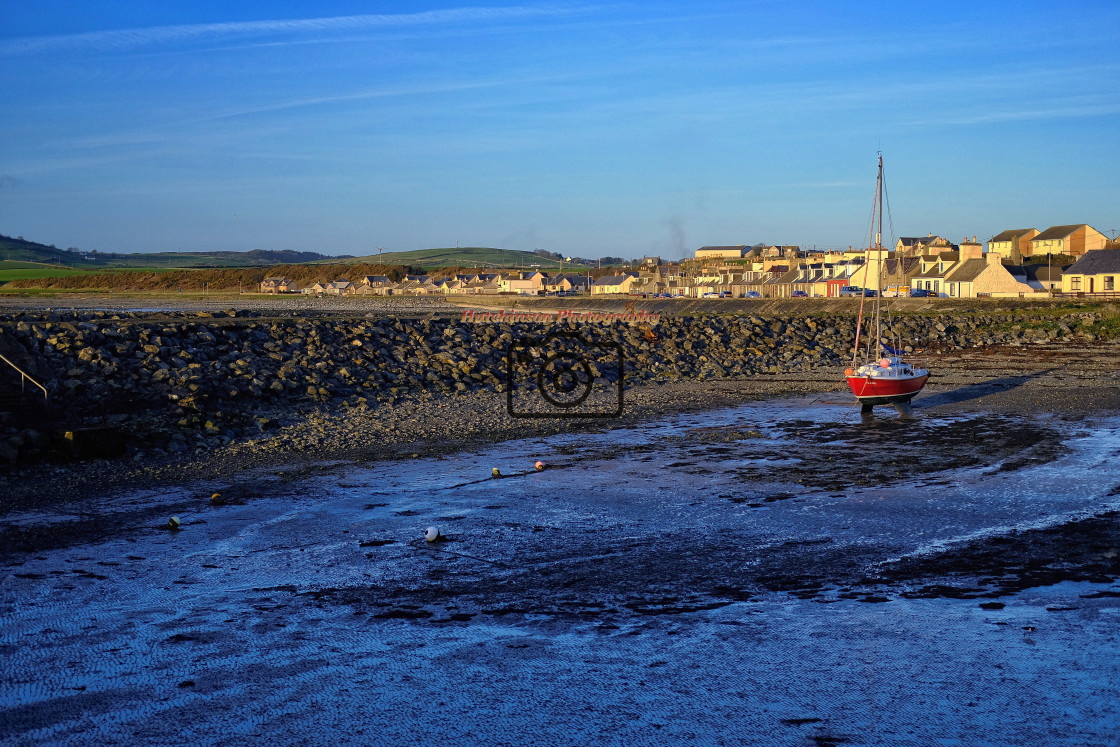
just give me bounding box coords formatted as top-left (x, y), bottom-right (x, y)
top-left (2, 299), bottom-right (1119, 745)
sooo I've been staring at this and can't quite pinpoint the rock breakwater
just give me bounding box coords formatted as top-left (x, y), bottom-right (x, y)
top-left (0, 306), bottom-right (1112, 464)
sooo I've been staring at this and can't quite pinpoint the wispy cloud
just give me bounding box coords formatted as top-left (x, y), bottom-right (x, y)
top-left (914, 102), bottom-right (1120, 127)
top-left (0, 6), bottom-right (594, 56)
top-left (203, 72), bottom-right (583, 121)
top-left (794, 181), bottom-right (861, 189)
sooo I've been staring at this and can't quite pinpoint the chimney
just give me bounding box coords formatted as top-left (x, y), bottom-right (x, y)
top-left (960, 237), bottom-right (983, 260)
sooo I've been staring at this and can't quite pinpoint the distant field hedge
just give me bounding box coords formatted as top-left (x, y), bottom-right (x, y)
top-left (3, 263), bottom-right (423, 291)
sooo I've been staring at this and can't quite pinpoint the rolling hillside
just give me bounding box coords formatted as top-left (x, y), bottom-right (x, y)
top-left (0, 235), bottom-right (593, 274)
top-left (0, 235), bottom-right (349, 269)
top-left (341, 246), bottom-right (563, 269)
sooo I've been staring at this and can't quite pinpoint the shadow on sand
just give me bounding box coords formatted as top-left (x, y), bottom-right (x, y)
top-left (913, 369), bottom-right (1055, 410)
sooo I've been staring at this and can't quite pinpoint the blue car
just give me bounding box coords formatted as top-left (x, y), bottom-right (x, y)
top-left (909, 288), bottom-right (931, 298)
top-left (792, 290), bottom-right (808, 298)
top-left (744, 291), bottom-right (761, 298)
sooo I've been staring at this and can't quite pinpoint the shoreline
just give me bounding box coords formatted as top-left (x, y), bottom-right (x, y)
top-left (3, 339), bottom-right (1120, 517)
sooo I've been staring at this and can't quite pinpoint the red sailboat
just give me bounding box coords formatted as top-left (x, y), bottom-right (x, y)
top-left (844, 154), bottom-right (929, 415)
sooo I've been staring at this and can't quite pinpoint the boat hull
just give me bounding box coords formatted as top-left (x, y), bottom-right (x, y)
top-left (845, 373), bottom-right (929, 405)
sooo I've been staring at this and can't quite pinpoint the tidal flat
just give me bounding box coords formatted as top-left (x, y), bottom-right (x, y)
top-left (2, 298), bottom-right (1119, 745)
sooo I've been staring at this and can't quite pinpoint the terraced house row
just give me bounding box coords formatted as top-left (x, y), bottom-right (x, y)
top-left (257, 223), bottom-right (1117, 300)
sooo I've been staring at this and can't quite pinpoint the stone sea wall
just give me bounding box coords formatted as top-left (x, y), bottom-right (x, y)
top-left (0, 307), bottom-right (1110, 462)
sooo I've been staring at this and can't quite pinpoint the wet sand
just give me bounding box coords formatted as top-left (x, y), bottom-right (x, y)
top-left (2, 377), bottom-right (1119, 744)
top-left (3, 339), bottom-right (1120, 514)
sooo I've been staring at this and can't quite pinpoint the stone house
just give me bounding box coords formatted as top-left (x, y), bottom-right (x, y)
top-left (943, 249), bottom-right (1033, 298)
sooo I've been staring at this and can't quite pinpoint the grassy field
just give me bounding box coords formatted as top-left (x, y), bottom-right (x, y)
top-left (341, 246), bottom-right (558, 269)
top-left (0, 261), bottom-right (92, 282)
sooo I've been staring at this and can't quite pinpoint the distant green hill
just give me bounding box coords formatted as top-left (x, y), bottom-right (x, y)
top-left (0, 235), bottom-right (80, 265)
top-left (0, 234), bottom-right (574, 272)
top-left (341, 246), bottom-right (561, 270)
top-left (0, 235), bottom-right (350, 269)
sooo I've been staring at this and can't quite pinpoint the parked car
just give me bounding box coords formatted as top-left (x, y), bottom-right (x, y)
top-left (839, 286), bottom-right (863, 297)
top-left (863, 289), bottom-right (877, 297)
top-left (909, 288), bottom-right (931, 297)
top-left (744, 291), bottom-right (761, 298)
top-left (701, 292), bottom-right (719, 298)
top-left (719, 291), bottom-right (731, 298)
top-left (791, 290), bottom-right (808, 298)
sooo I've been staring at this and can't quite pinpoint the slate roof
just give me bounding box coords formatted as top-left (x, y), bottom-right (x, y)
top-left (592, 274), bottom-right (636, 285)
top-left (990, 229), bottom-right (1037, 243)
top-left (1033, 224), bottom-right (1088, 241)
top-left (551, 274), bottom-right (590, 286)
top-left (1064, 248), bottom-right (1120, 275)
top-left (883, 257), bottom-right (921, 275)
top-left (945, 259), bottom-right (990, 283)
top-left (1020, 264), bottom-right (1065, 283)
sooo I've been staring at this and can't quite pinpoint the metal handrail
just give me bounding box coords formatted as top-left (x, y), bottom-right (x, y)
top-left (0, 351), bottom-right (49, 402)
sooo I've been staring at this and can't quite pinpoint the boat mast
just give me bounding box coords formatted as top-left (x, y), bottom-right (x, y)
top-left (874, 153), bottom-right (883, 356)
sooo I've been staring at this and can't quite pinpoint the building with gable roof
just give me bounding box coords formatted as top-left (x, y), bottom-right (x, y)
top-left (590, 273), bottom-right (638, 295)
top-left (1061, 248), bottom-right (1120, 295)
top-left (1030, 225), bottom-right (1108, 258)
top-left (987, 229), bottom-right (1039, 263)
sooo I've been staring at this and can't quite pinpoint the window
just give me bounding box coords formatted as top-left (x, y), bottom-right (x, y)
top-left (1071, 277), bottom-right (1081, 291)
top-left (1106, 276), bottom-right (1115, 291)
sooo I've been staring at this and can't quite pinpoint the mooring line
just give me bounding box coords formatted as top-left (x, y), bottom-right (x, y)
top-left (409, 539), bottom-right (512, 568)
top-left (437, 462), bottom-right (573, 491)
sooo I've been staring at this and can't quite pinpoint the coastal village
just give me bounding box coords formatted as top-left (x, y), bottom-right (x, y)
top-left (261, 223), bottom-right (1120, 301)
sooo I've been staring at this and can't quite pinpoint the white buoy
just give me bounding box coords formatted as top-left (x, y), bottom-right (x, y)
top-left (425, 526), bottom-right (441, 542)
top-left (168, 516), bottom-right (181, 530)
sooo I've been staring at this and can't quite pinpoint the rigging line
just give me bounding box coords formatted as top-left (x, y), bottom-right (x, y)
top-left (852, 157), bottom-right (880, 366)
top-left (882, 165), bottom-right (896, 248)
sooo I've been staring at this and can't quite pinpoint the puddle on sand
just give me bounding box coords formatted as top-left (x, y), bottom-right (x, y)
top-left (2, 396), bottom-right (1119, 745)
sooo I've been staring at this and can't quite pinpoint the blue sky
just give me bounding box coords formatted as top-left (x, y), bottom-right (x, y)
top-left (1, 1), bottom-right (1117, 260)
